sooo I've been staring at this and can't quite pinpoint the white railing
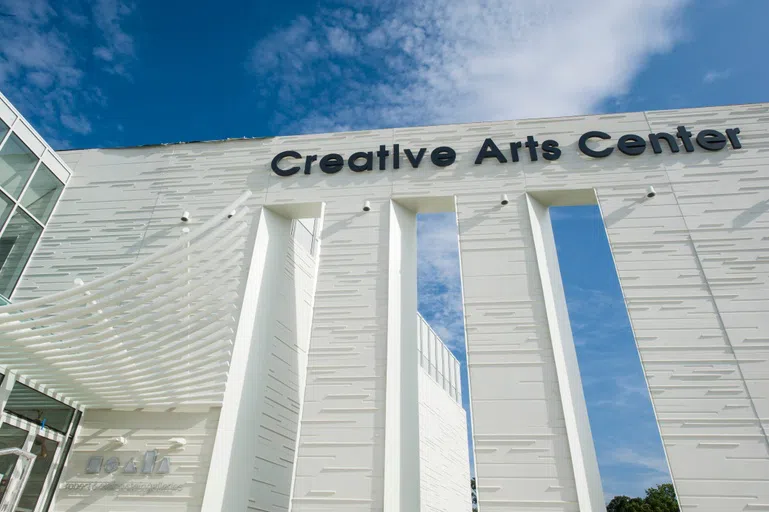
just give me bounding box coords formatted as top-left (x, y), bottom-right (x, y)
top-left (417, 313), bottom-right (462, 404)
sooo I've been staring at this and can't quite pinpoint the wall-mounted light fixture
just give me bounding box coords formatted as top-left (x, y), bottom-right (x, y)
top-left (110, 436), bottom-right (127, 446)
top-left (181, 211), bottom-right (190, 222)
top-left (363, 200), bottom-right (371, 212)
top-left (500, 194), bottom-right (509, 206)
top-left (169, 437), bottom-right (187, 450)
top-left (646, 186), bottom-right (656, 198)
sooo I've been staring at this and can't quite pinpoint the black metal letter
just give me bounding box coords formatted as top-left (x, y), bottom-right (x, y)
top-left (676, 126), bottom-right (695, 152)
top-left (725, 128), bottom-right (742, 149)
top-left (404, 148), bottom-right (426, 168)
top-left (271, 151), bottom-right (302, 176)
top-left (376, 145), bottom-right (390, 170)
top-left (348, 152), bottom-right (374, 172)
top-left (617, 134), bottom-right (647, 156)
top-left (578, 131), bottom-right (613, 158)
top-left (319, 154), bottom-right (344, 173)
top-left (648, 132), bottom-right (679, 154)
top-left (696, 129), bottom-right (727, 151)
top-left (430, 146), bottom-right (456, 167)
top-left (542, 140), bottom-right (561, 161)
top-left (525, 136), bottom-right (539, 161)
top-left (475, 138), bottom-right (507, 164)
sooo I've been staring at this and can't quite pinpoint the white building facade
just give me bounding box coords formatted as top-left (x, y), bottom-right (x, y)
top-left (0, 89), bottom-right (767, 511)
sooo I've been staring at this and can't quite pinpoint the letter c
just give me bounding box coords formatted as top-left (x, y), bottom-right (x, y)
top-left (578, 131), bottom-right (613, 158)
top-left (271, 151), bottom-right (302, 176)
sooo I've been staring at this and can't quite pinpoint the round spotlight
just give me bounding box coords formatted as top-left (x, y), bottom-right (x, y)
top-left (501, 194), bottom-right (509, 206)
top-left (363, 200), bottom-right (371, 212)
top-left (646, 186), bottom-right (656, 198)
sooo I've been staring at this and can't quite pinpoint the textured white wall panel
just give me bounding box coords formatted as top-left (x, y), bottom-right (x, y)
top-left (12, 102), bottom-right (769, 511)
top-left (418, 368), bottom-right (471, 512)
top-left (455, 193), bottom-right (580, 511)
top-left (290, 198), bottom-right (390, 512)
top-left (248, 224), bottom-right (319, 512)
top-left (54, 407), bottom-right (219, 511)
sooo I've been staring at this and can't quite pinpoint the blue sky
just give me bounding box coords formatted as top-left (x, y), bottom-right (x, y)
top-left (1, 0), bottom-right (767, 501)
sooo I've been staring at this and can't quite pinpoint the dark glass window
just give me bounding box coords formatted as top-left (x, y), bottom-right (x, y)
top-left (42, 410), bottom-right (81, 512)
top-left (5, 383), bottom-right (75, 435)
top-left (0, 190), bottom-right (12, 228)
top-left (0, 422), bottom-right (30, 503)
top-left (21, 163), bottom-right (64, 224)
top-left (0, 134), bottom-right (38, 199)
top-left (18, 435), bottom-right (59, 510)
top-left (0, 209), bottom-right (43, 298)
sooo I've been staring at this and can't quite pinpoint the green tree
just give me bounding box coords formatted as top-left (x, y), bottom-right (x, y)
top-left (607, 495), bottom-right (652, 512)
top-left (644, 484), bottom-right (678, 512)
top-left (607, 484), bottom-right (679, 512)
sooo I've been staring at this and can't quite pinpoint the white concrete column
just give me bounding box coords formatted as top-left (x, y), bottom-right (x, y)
top-left (456, 192), bottom-right (581, 511)
top-left (290, 198), bottom-right (390, 512)
top-left (201, 207), bottom-right (293, 511)
top-left (383, 200), bottom-right (420, 512)
top-left (526, 194), bottom-right (604, 512)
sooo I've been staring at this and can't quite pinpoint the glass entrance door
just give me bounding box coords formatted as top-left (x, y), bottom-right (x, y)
top-left (0, 421), bottom-right (63, 512)
top-left (0, 448), bottom-right (36, 512)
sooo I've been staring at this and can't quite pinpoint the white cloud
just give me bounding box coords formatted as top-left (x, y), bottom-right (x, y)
top-left (247, 0), bottom-right (689, 134)
top-left (703, 69), bottom-right (731, 84)
top-left (92, 0), bottom-right (135, 75)
top-left (0, 0), bottom-right (136, 147)
top-left (60, 113), bottom-right (92, 135)
top-left (326, 26), bottom-right (358, 55)
top-left (602, 446), bottom-right (672, 499)
top-left (93, 46), bottom-right (115, 62)
top-left (610, 447), bottom-right (670, 475)
top-left (417, 212), bottom-right (465, 352)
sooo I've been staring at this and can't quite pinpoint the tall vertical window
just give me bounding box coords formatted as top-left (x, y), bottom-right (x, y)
top-left (18, 435), bottom-right (59, 510)
top-left (20, 163), bottom-right (64, 223)
top-left (0, 191), bottom-right (12, 229)
top-left (0, 122), bottom-right (67, 302)
top-left (0, 422), bottom-right (30, 504)
top-left (0, 209), bottom-right (43, 298)
top-left (0, 134), bottom-right (38, 199)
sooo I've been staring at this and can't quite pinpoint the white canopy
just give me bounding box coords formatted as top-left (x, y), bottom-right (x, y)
top-left (0, 192), bottom-right (252, 409)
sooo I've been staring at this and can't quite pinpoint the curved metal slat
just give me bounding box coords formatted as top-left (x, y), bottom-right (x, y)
top-left (0, 194), bottom-right (256, 408)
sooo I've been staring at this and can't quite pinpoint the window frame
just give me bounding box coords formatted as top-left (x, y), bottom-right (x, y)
top-left (19, 163), bottom-right (65, 225)
top-left (0, 138), bottom-right (61, 301)
top-left (0, 132), bottom-right (41, 200)
top-left (0, 208), bottom-right (45, 300)
top-left (3, 381), bottom-right (76, 436)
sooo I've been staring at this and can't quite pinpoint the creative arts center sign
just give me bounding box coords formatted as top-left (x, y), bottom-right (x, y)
top-left (271, 125), bottom-right (743, 176)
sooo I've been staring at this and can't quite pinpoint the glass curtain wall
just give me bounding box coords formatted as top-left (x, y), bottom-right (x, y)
top-left (0, 372), bottom-right (80, 511)
top-left (0, 119), bottom-right (64, 302)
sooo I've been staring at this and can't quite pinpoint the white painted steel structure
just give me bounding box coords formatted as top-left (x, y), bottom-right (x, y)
top-left (0, 98), bottom-right (766, 511)
top-left (0, 192), bottom-right (252, 407)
